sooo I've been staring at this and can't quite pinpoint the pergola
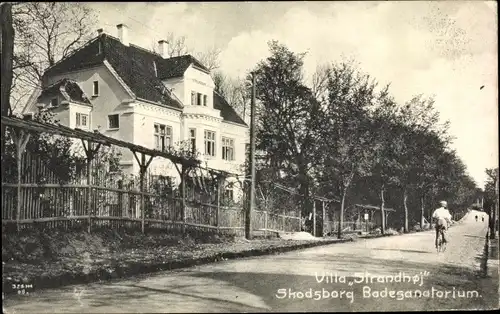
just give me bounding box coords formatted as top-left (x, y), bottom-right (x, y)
top-left (1, 115), bottom-right (232, 233)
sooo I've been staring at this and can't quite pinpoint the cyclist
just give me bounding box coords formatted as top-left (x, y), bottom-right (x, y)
top-left (432, 201), bottom-right (452, 249)
top-left (475, 215), bottom-right (478, 222)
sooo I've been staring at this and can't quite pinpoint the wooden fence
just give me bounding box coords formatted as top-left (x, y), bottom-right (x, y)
top-left (1, 151), bottom-right (301, 235)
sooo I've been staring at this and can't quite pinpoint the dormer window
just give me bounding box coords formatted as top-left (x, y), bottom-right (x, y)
top-left (50, 98), bottom-right (58, 107)
top-left (191, 91), bottom-right (208, 106)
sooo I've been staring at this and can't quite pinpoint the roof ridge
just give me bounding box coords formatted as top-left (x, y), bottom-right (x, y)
top-left (44, 78), bottom-right (69, 90)
top-left (129, 43), bottom-right (161, 57)
top-left (44, 36), bottom-right (101, 75)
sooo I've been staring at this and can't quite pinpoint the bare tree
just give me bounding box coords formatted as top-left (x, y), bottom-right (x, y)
top-left (151, 32), bottom-right (189, 57)
top-left (151, 32), bottom-right (221, 73)
top-left (311, 64), bottom-right (330, 101)
top-left (212, 70), bottom-right (228, 97)
top-left (212, 70), bottom-right (250, 120)
top-left (195, 46), bottom-right (221, 72)
top-left (11, 2), bottom-right (97, 112)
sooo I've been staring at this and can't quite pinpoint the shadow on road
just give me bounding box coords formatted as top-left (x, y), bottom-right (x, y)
top-left (370, 248), bottom-right (433, 254)
top-left (463, 235), bottom-right (486, 239)
top-left (122, 284), bottom-right (265, 312)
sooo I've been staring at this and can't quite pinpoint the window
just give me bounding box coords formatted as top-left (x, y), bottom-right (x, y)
top-left (197, 93), bottom-right (202, 106)
top-left (154, 123), bottom-right (172, 151)
top-left (189, 128), bottom-right (196, 153)
top-left (222, 137), bottom-right (235, 161)
top-left (204, 130), bottom-right (216, 157)
top-left (223, 187), bottom-right (234, 201)
top-left (76, 113), bottom-right (89, 128)
top-left (108, 114), bottom-right (119, 129)
top-left (191, 91), bottom-right (207, 106)
top-left (50, 98), bottom-right (58, 107)
top-left (191, 91), bottom-right (196, 106)
top-left (93, 81), bottom-right (99, 96)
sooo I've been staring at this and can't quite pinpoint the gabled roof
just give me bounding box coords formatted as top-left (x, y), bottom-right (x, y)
top-left (44, 34), bottom-right (184, 110)
top-left (38, 78), bottom-right (91, 105)
top-left (157, 55), bottom-right (209, 80)
top-left (213, 91), bottom-right (247, 126)
top-left (42, 33), bottom-right (245, 126)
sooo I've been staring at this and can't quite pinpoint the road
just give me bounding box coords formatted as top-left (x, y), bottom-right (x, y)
top-left (3, 216), bottom-right (498, 313)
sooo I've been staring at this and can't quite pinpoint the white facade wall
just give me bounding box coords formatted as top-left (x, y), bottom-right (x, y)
top-left (32, 61), bottom-right (248, 201)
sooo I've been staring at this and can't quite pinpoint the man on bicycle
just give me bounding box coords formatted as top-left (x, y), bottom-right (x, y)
top-left (432, 201), bottom-right (452, 249)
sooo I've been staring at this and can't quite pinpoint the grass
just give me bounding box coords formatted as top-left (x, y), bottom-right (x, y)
top-left (2, 227), bottom-right (348, 295)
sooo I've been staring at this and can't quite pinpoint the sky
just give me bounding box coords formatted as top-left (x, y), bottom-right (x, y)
top-left (89, 1), bottom-right (498, 188)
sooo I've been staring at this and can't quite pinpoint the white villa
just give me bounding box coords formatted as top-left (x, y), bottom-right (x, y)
top-left (22, 24), bottom-right (249, 202)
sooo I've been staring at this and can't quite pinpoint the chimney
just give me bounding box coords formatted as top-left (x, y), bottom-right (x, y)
top-left (158, 40), bottom-right (168, 58)
top-left (116, 24), bottom-right (129, 46)
top-left (97, 28), bottom-right (103, 36)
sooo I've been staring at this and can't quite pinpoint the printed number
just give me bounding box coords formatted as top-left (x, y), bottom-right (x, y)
top-left (12, 284), bottom-right (33, 289)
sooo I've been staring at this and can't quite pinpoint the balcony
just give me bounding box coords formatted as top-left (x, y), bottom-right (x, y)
top-left (182, 105), bottom-right (222, 120)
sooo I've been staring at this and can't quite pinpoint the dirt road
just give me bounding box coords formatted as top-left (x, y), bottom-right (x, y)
top-left (3, 216), bottom-right (498, 312)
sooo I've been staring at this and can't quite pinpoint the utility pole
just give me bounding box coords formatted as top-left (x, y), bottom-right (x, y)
top-left (245, 72), bottom-right (257, 240)
top-left (492, 169), bottom-right (498, 240)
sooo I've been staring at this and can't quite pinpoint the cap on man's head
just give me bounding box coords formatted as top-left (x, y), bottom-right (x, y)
top-left (440, 201), bottom-right (447, 206)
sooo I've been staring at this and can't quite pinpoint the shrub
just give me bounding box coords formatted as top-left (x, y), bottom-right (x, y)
top-left (385, 228), bottom-right (399, 236)
top-left (344, 233), bottom-right (358, 241)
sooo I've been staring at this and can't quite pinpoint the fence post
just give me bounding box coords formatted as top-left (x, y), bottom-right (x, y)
top-left (82, 140), bottom-right (101, 233)
top-left (282, 208), bottom-right (285, 232)
top-left (139, 156), bottom-right (145, 234)
top-left (216, 178), bottom-right (220, 231)
top-left (264, 211), bottom-right (268, 237)
top-left (313, 200), bottom-right (316, 237)
top-left (12, 129), bottom-right (30, 232)
top-left (181, 166), bottom-right (186, 234)
top-left (322, 201), bottom-right (326, 237)
top-left (86, 157), bottom-right (92, 233)
top-left (16, 142), bottom-right (22, 232)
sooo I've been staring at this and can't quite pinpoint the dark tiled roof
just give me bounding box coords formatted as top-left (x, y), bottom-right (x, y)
top-left (213, 92), bottom-right (247, 126)
top-left (157, 55), bottom-right (209, 80)
top-left (39, 78), bottom-right (91, 105)
top-left (42, 33), bottom-right (245, 124)
top-left (102, 36), bottom-right (183, 109)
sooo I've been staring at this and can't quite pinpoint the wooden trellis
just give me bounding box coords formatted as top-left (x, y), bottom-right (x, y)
top-left (1, 115), bottom-right (200, 233)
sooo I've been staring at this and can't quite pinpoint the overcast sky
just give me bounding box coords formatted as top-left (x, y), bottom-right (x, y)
top-left (89, 1), bottom-right (498, 188)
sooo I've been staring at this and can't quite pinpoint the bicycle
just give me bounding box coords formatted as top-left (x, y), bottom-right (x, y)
top-left (436, 233), bottom-right (447, 252)
top-left (436, 224), bottom-right (449, 253)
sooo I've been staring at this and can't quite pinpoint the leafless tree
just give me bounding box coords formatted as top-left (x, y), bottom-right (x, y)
top-left (212, 70), bottom-right (250, 121)
top-left (151, 32), bottom-right (221, 72)
top-left (311, 64), bottom-right (330, 102)
top-left (151, 32), bottom-right (189, 57)
top-left (11, 2), bottom-right (97, 112)
top-left (195, 46), bottom-right (221, 72)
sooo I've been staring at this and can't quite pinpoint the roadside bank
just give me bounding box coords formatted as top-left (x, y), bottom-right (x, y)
top-left (3, 228), bottom-right (370, 296)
